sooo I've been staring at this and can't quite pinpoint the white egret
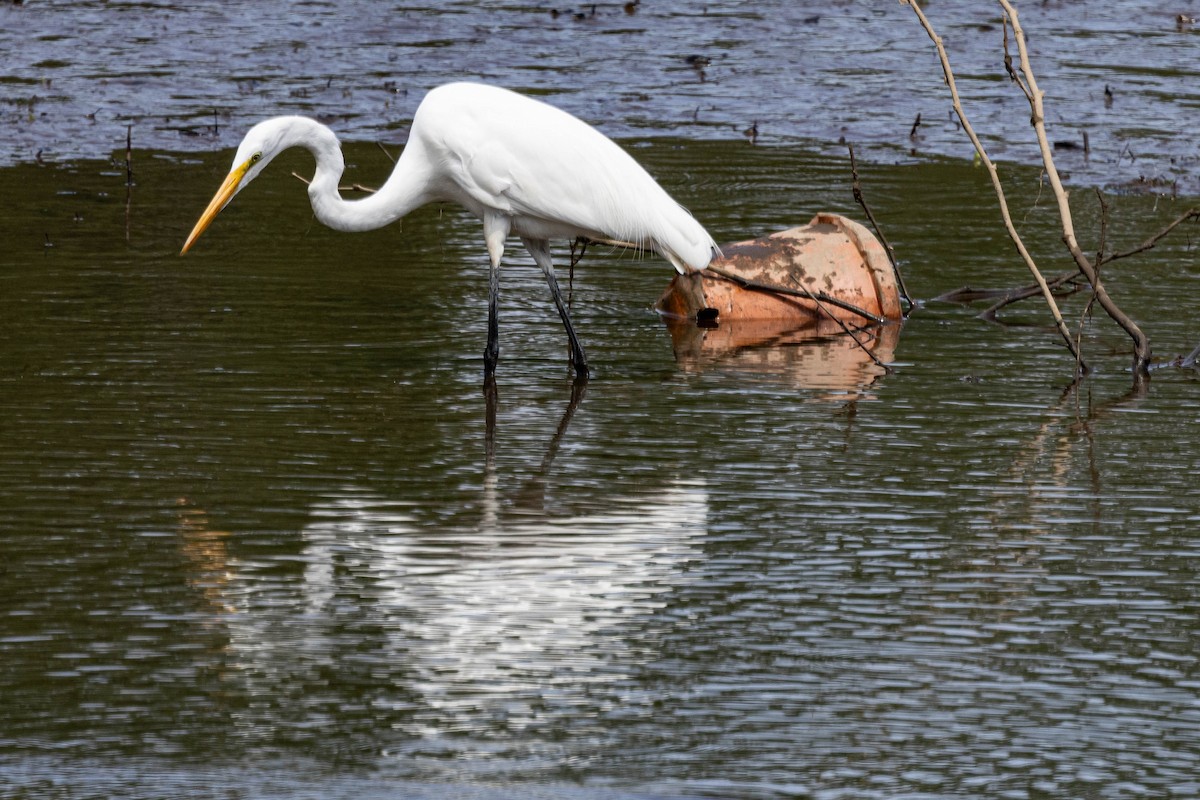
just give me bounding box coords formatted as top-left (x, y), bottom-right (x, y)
top-left (181, 82), bottom-right (717, 378)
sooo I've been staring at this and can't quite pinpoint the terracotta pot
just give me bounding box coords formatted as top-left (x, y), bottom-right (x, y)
top-left (656, 213), bottom-right (902, 324)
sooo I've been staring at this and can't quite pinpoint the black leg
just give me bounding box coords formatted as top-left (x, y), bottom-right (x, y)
top-left (485, 256), bottom-right (500, 376)
top-left (524, 238), bottom-right (589, 378)
top-left (547, 268), bottom-right (590, 378)
top-left (482, 214), bottom-right (510, 379)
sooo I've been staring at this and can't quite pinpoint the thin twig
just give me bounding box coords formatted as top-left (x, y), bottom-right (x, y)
top-left (980, 270), bottom-right (1084, 320)
top-left (847, 142), bottom-right (913, 311)
top-left (1074, 289), bottom-right (1098, 377)
top-left (568, 237), bottom-right (588, 310)
top-left (817, 315), bottom-right (889, 370)
top-left (124, 124), bottom-right (134, 187)
top-left (290, 171), bottom-right (378, 193)
top-left (569, 237), bottom-right (588, 270)
top-left (581, 235), bottom-right (641, 252)
top-left (1100, 206), bottom-right (1200, 266)
top-left (1073, 187), bottom-right (1110, 374)
top-left (1001, 17), bottom-right (1033, 102)
top-left (703, 264), bottom-right (886, 324)
top-left (933, 286), bottom-right (1020, 303)
top-left (1182, 341), bottom-right (1200, 369)
top-left (782, 274), bottom-right (891, 369)
top-left (902, 0), bottom-right (1084, 369)
top-left (124, 124), bottom-right (133, 245)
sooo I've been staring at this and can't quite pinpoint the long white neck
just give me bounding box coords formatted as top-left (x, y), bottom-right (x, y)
top-left (294, 119), bottom-right (433, 233)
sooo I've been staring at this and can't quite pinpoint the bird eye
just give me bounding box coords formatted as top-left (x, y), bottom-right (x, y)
top-left (249, 153), bottom-right (262, 164)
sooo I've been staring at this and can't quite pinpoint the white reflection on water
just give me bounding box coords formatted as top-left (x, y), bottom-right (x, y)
top-left (223, 481), bottom-right (708, 727)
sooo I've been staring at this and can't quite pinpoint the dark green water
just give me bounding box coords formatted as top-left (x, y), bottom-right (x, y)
top-left (1, 138), bottom-right (1199, 798)
top-left (3, 4), bottom-right (1200, 797)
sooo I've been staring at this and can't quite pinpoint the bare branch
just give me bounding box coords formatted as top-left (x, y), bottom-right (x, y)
top-left (998, 0), bottom-right (1150, 375)
top-left (1100, 206), bottom-right (1200, 266)
top-left (980, 270), bottom-right (1084, 320)
top-left (901, 0), bottom-right (1084, 368)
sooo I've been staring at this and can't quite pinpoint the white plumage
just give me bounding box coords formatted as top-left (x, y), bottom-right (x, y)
top-left (182, 82), bottom-right (717, 378)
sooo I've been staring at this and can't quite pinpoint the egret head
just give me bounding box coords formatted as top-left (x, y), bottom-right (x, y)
top-left (180, 117), bottom-right (301, 254)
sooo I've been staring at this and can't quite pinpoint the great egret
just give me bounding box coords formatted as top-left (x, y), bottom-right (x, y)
top-left (181, 82), bottom-right (717, 378)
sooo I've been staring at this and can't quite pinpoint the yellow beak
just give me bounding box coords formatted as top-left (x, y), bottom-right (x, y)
top-left (180, 159), bottom-right (252, 254)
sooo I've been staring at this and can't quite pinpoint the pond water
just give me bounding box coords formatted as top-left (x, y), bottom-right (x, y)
top-left (2, 0), bottom-right (1198, 191)
top-left (2, 3), bottom-right (1200, 800)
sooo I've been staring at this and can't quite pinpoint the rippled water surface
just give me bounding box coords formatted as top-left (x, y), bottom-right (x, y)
top-left (2, 2), bottom-right (1200, 799)
top-left (2, 1), bottom-right (1198, 191)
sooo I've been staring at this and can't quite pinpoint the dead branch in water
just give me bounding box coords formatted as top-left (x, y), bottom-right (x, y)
top-left (901, 0), bottom-right (1084, 371)
top-left (905, 0), bottom-right (1200, 382)
top-left (847, 142), bottom-right (913, 311)
top-left (979, 269), bottom-right (1085, 320)
top-left (942, 203), bottom-right (1198, 317)
top-left (1099, 205), bottom-right (1199, 267)
top-left (998, 0), bottom-right (1150, 377)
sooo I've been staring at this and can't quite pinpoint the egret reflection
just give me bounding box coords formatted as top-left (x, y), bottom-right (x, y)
top-left (217, 481), bottom-right (707, 729)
